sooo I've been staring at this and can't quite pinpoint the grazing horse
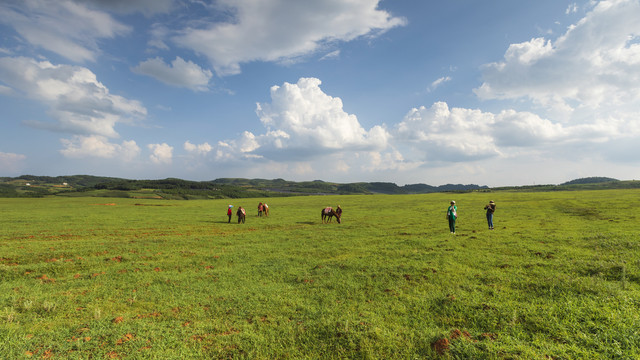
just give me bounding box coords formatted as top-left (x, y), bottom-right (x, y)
top-left (321, 207), bottom-right (341, 224)
top-left (237, 207), bottom-right (246, 224)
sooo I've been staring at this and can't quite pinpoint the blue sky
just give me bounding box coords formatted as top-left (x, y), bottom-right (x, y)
top-left (1, 0), bottom-right (639, 186)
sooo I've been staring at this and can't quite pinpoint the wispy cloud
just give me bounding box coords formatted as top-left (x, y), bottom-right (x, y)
top-left (172, 0), bottom-right (406, 75)
top-left (0, 151), bottom-right (26, 174)
top-left (0, 0), bottom-right (131, 62)
top-left (429, 76), bottom-right (451, 91)
top-left (132, 56), bottom-right (212, 91)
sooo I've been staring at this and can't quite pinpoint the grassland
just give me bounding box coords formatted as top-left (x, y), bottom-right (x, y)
top-left (1, 190), bottom-right (639, 359)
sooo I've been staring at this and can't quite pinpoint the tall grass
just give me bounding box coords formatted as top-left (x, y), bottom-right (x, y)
top-left (1, 190), bottom-right (639, 358)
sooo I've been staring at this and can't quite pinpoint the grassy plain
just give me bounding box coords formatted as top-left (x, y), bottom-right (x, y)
top-left (0, 190), bottom-right (639, 359)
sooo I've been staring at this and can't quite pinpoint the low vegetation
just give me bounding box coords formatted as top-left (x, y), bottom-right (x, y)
top-left (1, 189), bottom-right (639, 358)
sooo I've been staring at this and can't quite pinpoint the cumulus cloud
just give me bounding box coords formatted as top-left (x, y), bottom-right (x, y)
top-left (60, 135), bottom-right (140, 160)
top-left (392, 101), bottom-right (623, 163)
top-left (0, 152), bottom-right (27, 174)
top-left (184, 140), bottom-right (212, 155)
top-left (210, 77), bottom-right (395, 179)
top-left (259, 77), bottom-right (388, 150)
top-left (251, 77), bottom-right (389, 158)
top-left (0, 56), bottom-right (146, 138)
top-left (475, 0), bottom-right (640, 120)
top-left (132, 57), bottom-right (213, 91)
top-left (148, 143), bottom-right (173, 164)
top-left (0, 0), bottom-right (131, 62)
top-left (395, 102), bottom-right (500, 162)
top-left (173, 0), bottom-right (406, 75)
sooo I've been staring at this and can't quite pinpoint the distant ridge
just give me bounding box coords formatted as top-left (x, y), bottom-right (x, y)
top-left (561, 177), bottom-right (618, 185)
top-left (0, 175), bottom-right (487, 199)
top-left (2, 175), bottom-right (638, 199)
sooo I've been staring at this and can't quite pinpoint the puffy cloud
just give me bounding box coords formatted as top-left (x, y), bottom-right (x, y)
top-left (132, 57), bottom-right (213, 91)
top-left (173, 0), bottom-right (406, 75)
top-left (254, 77), bottom-right (388, 157)
top-left (211, 77), bottom-right (395, 179)
top-left (0, 152), bottom-right (27, 174)
top-left (0, 56), bottom-right (146, 138)
top-left (60, 135), bottom-right (140, 160)
top-left (0, 0), bottom-right (130, 62)
top-left (148, 143), bottom-right (173, 164)
top-left (475, 0), bottom-right (640, 119)
top-left (184, 141), bottom-right (212, 155)
top-left (462, 0), bottom-right (640, 172)
top-left (492, 110), bottom-right (566, 147)
top-left (393, 101), bottom-right (626, 163)
top-left (395, 102), bottom-right (499, 162)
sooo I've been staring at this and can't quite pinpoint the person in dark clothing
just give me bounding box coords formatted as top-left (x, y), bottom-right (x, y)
top-left (484, 200), bottom-right (496, 230)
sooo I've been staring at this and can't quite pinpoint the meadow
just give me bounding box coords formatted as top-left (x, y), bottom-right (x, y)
top-left (0, 190), bottom-right (639, 359)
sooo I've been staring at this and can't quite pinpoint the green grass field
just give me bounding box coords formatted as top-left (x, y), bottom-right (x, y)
top-left (1, 190), bottom-right (639, 359)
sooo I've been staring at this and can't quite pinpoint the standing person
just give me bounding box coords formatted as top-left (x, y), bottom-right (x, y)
top-left (258, 202), bottom-right (263, 217)
top-left (446, 201), bottom-right (457, 234)
top-left (237, 206), bottom-right (246, 224)
top-left (484, 200), bottom-right (496, 230)
top-left (227, 205), bottom-right (233, 223)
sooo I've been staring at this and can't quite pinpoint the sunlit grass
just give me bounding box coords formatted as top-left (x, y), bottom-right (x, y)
top-left (1, 190), bottom-right (639, 358)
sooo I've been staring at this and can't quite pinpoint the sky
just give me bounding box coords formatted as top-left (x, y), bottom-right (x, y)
top-left (1, 0), bottom-right (639, 187)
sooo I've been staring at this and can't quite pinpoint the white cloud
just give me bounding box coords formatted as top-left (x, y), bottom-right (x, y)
top-left (184, 140), bottom-right (212, 155)
top-left (566, 3), bottom-right (579, 14)
top-left (60, 135), bottom-right (140, 160)
top-left (0, 56), bottom-right (146, 138)
top-left (251, 77), bottom-right (389, 158)
top-left (148, 143), bottom-right (173, 164)
top-left (320, 50), bottom-right (341, 61)
top-left (492, 109), bottom-right (566, 147)
top-left (210, 77), bottom-right (396, 180)
top-left (132, 57), bottom-right (213, 91)
top-left (0, 152), bottom-right (27, 174)
top-left (0, 0), bottom-right (131, 62)
top-left (475, 0), bottom-right (640, 121)
top-left (429, 76), bottom-right (451, 91)
top-left (395, 102), bottom-right (499, 162)
top-left (173, 0), bottom-right (406, 75)
top-left (393, 100), bottom-right (639, 166)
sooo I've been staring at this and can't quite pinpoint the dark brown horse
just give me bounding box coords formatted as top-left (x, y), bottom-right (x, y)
top-left (321, 207), bottom-right (341, 224)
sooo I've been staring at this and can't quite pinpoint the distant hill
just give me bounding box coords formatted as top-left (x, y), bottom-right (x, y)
top-left (4, 174), bottom-right (636, 199)
top-left (0, 175), bottom-right (488, 199)
top-left (561, 177), bottom-right (619, 185)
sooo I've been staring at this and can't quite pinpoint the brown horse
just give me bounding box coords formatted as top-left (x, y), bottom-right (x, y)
top-left (321, 207), bottom-right (341, 224)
